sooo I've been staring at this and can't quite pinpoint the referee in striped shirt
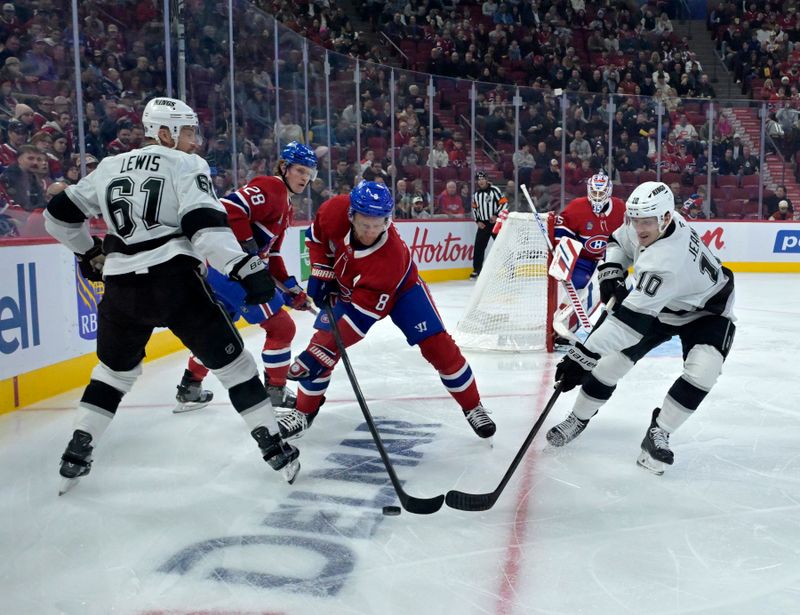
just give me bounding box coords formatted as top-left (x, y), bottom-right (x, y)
top-left (470, 171), bottom-right (508, 279)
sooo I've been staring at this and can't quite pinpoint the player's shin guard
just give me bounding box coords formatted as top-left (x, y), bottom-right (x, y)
top-left (260, 311), bottom-right (295, 389)
top-left (419, 333), bottom-right (481, 410)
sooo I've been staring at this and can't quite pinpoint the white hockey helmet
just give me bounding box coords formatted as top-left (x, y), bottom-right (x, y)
top-left (626, 181), bottom-right (674, 233)
top-left (142, 97), bottom-right (198, 145)
top-left (587, 172), bottom-right (612, 214)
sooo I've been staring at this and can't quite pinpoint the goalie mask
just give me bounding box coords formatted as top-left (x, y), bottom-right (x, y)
top-left (142, 97), bottom-right (199, 148)
top-left (587, 173), bottom-right (612, 214)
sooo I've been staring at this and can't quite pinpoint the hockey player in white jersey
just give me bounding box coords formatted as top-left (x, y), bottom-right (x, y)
top-left (44, 97), bottom-right (300, 494)
top-left (546, 181), bottom-right (736, 474)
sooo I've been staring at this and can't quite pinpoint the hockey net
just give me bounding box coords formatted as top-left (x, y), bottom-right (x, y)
top-left (455, 212), bottom-right (557, 352)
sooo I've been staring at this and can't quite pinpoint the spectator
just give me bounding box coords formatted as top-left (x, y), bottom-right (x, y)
top-left (362, 159), bottom-right (391, 184)
top-left (0, 118), bottom-right (27, 167)
top-left (410, 194), bottom-right (432, 219)
top-left (739, 146), bottom-right (759, 176)
top-left (1, 144), bottom-right (47, 212)
top-left (769, 200), bottom-right (794, 221)
top-left (275, 112), bottom-right (304, 146)
top-left (21, 37), bottom-right (56, 81)
top-left (107, 123), bottom-right (133, 156)
top-left (332, 160), bottom-right (355, 192)
top-left (427, 140), bottom-right (449, 168)
top-left (765, 186), bottom-right (793, 219)
top-left (541, 158), bottom-right (562, 186)
top-left (513, 143), bottom-right (536, 185)
top-left (529, 183), bottom-right (554, 212)
top-left (569, 129), bottom-right (592, 162)
top-left (717, 149), bottom-right (740, 175)
top-left (436, 180), bottom-right (465, 217)
top-left (448, 138), bottom-right (467, 167)
top-left (671, 114), bottom-right (698, 141)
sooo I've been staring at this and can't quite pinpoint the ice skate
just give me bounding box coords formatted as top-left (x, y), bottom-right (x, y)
top-left (464, 404), bottom-right (496, 440)
top-left (637, 408), bottom-right (674, 476)
top-left (251, 426), bottom-right (301, 484)
top-left (173, 370), bottom-right (213, 413)
top-left (58, 430), bottom-right (93, 495)
top-left (278, 408), bottom-right (318, 440)
top-left (546, 412), bottom-right (590, 447)
top-left (267, 384), bottom-right (297, 410)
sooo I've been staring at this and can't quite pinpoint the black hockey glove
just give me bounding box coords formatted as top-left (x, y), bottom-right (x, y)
top-left (230, 255), bottom-right (275, 305)
top-left (75, 236), bottom-right (105, 282)
top-left (597, 263), bottom-right (629, 306)
top-left (555, 342), bottom-right (600, 392)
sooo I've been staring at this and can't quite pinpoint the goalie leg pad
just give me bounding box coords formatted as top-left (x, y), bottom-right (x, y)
top-left (419, 333), bottom-right (480, 410)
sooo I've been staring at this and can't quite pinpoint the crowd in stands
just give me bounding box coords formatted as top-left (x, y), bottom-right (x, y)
top-left (2, 0), bottom-right (798, 240)
top-left (712, 1), bottom-right (800, 168)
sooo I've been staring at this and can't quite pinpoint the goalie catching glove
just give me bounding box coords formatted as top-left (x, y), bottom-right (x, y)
top-left (75, 236), bottom-right (106, 282)
top-left (597, 262), bottom-right (629, 306)
top-left (229, 255), bottom-right (275, 305)
top-left (555, 342), bottom-right (600, 391)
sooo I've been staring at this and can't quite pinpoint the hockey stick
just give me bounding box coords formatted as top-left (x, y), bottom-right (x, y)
top-left (445, 382), bottom-right (563, 512)
top-left (444, 295), bottom-right (615, 512)
top-left (520, 185), bottom-right (593, 332)
top-left (324, 302), bottom-right (445, 515)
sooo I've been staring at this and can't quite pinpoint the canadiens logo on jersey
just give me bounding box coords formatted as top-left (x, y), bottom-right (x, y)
top-left (584, 235), bottom-right (609, 256)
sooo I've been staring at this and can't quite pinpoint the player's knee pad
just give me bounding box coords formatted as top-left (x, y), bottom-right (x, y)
top-left (90, 361), bottom-right (142, 394)
top-left (260, 309), bottom-right (295, 346)
top-left (418, 332), bottom-right (464, 373)
top-left (211, 350), bottom-right (260, 389)
top-left (228, 375), bottom-right (269, 415)
top-left (592, 352), bottom-right (635, 387)
top-left (683, 344), bottom-right (724, 392)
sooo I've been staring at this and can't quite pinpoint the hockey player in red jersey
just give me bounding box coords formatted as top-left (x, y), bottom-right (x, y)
top-left (174, 142), bottom-right (317, 412)
top-left (553, 172), bottom-right (626, 338)
top-left (276, 181), bottom-right (496, 441)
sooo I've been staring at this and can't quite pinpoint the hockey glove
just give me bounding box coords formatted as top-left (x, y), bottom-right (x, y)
top-left (75, 236), bottom-right (105, 282)
top-left (281, 276), bottom-right (312, 311)
top-left (307, 263), bottom-right (338, 310)
top-left (230, 255), bottom-right (276, 305)
top-left (597, 263), bottom-right (629, 306)
top-left (287, 343), bottom-right (338, 381)
top-left (555, 342), bottom-right (600, 392)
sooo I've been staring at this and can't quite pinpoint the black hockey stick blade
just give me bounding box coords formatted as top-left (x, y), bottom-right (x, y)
top-left (324, 303), bottom-right (444, 515)
top-left (445, 382), bottom-right (563, 511)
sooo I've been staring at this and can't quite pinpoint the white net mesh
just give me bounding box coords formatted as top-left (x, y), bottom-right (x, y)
top-left (455, 212), bottom-right (553, 352)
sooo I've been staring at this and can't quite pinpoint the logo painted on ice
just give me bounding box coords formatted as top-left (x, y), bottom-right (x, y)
top-left (159, 419), bottom-right (442, 596)
top-left (774, 230), bottom-right (800, 253)
top-left (75, 259), bottom-right (104, 341)
top-left (583, 235), bottom-right (608, 256)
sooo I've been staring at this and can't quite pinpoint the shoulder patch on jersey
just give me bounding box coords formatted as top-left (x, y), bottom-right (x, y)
top-left (196, 174), bottom-right (212, 194)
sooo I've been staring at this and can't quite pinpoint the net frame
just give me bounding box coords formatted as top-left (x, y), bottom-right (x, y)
top-left (455, 212), bottom-right (556, 352)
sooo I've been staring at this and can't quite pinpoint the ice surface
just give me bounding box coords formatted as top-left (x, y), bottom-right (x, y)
top-left (1, 274), bottom-right (798, 615)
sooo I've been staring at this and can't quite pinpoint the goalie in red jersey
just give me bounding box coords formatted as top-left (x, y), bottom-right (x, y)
top-left (553, 172), bottom-right (626, 340)
top-left (173, 142), bottom-right (317, 412)
top-left (277, 181), bottom-right (496, 441)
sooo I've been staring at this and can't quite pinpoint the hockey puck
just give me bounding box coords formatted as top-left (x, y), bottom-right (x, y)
top-left (382, 505), bottom-right (402, 516)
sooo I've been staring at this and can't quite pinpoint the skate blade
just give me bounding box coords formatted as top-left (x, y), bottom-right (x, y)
top-left (636, 450), bottom-right (665, 476)
top-left (282, 459), bottom-right (300, 484)
top-left (172, 400), bottom-right (211, 414)
top-left (58, 477), bottom-right (80, 496)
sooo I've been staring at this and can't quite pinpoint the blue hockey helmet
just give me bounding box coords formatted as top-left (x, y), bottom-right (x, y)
top-left (349, 181), bottom-right (394, 218)
top-left (280, 142), bottom-right (317, 170)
